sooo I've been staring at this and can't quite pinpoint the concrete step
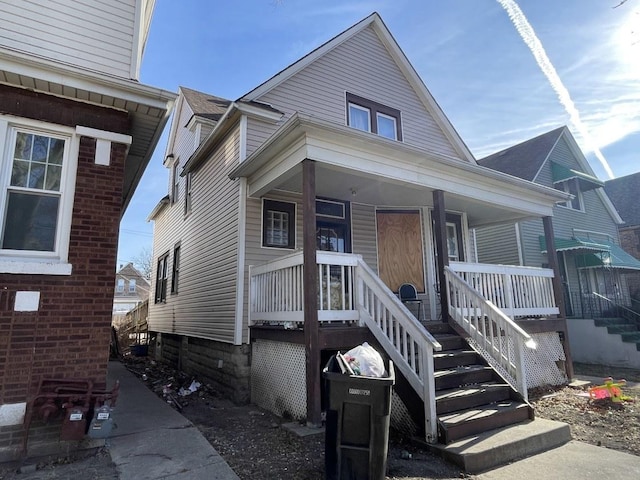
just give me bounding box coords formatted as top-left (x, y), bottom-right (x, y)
top-left (435, 382), bottom-right (512, 414)
top-left (433, 349), bottom-right (481, 370)
top-left (606, 324), bottom-right (638, 334)
top-left (434, 365), bottom-right (495, 390)
top-left (438, 401), bottom-right (532, 444)
top-left (429, 418), bottom-right (571, 474)
top-left (594, 317), bottom-right (631, 327)
top-left (620, 331), bottom-right (640, 343)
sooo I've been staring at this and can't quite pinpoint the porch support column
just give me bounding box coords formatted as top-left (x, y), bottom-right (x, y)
top-left (542, 216), bottom-right (574, 379)
top-left (432, 190), bottom-right (449, 322)
top-left (302, 159), bottom-right (321, 427)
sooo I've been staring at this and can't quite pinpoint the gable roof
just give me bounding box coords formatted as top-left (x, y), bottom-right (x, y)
top-left (479, 126), bottom-right (622, 224)
top-left (605, 172), bottom-right (640, 227)
top-left (240, 12), bottom-right (475, 163)
top-left (478, 127), bottom-right (564, 181)
top-left (180, 86), bottom-right (231, 123)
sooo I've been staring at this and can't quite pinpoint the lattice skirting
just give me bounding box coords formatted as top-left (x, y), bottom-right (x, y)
top-left (251, 339), bottom-right (420, 434)
top-left (525, 332), bottom-right (568, 388)
top-left (251, 340), bottom-right (308, 420)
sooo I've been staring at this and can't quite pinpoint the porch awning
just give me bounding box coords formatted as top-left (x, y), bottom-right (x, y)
top-left (575, 241), bottom-right (640, 271)
top-left (539, 236), bottom-right (609, 254)
top-left (551, 162), bottom-right (603, 192)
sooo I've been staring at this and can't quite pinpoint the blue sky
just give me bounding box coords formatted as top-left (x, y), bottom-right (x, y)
top-left (117, 0), bottom-right (639, 266)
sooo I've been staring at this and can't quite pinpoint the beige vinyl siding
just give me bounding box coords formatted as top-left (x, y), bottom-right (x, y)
top-left (243, 191), bottom-right (304, 333)
top-left (246, 117), bottom-right (279, 158)
top-left (351, 203), bottom-right (378, 272)
top-left (475, 223), bottom-right (521, 266)
top-left (255, 25), bottom-right (461, 159)
top-left (0, 0), bottom-right (137, 79)
top-left (149, 97), bottom-right (242, 344)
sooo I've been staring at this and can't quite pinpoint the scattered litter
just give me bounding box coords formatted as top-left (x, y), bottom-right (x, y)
top-left (400, 450), bottom-right (412, 460)
top-left (589, 377), bottom-right (634, 403)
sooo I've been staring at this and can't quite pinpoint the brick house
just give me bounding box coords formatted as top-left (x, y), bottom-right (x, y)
top-left (0, 1), bottom-right (175, 460)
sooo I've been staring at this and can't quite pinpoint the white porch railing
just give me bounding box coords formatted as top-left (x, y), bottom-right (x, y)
top-left (445, 266), bottom-right (536, 400)
top-left (354, 258), bottom-right (441, 442)
top-left (249, 251), bottom-right (442, 442)
top-left (449, 262), bottom-right (558, 319)
top-left (249, 251), bottom-right (359, 324)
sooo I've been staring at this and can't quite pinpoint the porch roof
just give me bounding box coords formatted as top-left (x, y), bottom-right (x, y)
top-left (230, 114), bottom-right (571, 228)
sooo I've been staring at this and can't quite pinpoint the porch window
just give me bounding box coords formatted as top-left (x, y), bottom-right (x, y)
top-left (155, 252), bottom-right (169, 303)
top-left (262, 199), bottom-right (295, 249)
top-left (346, 93), bottom-right (402, 141)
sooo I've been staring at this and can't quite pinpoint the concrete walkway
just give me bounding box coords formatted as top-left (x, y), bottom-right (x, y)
top-left (476, 440), bottom-right (640, 479)
top-left (106, 361), bottom-right (239, 480)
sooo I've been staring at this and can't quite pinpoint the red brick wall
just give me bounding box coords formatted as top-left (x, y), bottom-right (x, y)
top-left (0, 86), bottom-right (129, 406)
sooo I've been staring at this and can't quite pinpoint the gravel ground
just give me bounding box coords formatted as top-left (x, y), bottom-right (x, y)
top-left (2, 359), bottom-right (638, 480)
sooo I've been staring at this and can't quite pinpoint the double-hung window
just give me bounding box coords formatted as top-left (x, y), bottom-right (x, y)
top-left (346, 93), bottom-right (402, 141)
top-left (155, 252), bottom-right (169, 303)
top-left (171, 243), bottom-right (180, 294)
top-left (556, 178), bottom-right (583, 211)
top-left (117, 278), bottom-right (125, 292)
top-left (262, 199), bottom-right (295, 249)
top-left (0, 119), bottom-right (76, 272)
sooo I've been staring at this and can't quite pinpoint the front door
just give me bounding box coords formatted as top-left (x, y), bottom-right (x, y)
top-left (375, 210), bottom-right (425, 293)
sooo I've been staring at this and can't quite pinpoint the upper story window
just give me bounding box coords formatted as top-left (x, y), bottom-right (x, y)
top-left (0, 120), bottom-right (76, 265)
top-left (262, 199), bottom-right (295, 249)
top-left (346, 93), bottom-right (402, 141)
top-left (556, 178), bottom-right (583, 211)
top-left (171, 158), bottom-right (180, 204)
top-left (184, 172), bottom-right (192, 215)
top-left (117, 278), bottom-right (125, 292)
top-left (155, 252), bottom-right (169, 303)
top-left (129, 279), bottom-right (136, 293)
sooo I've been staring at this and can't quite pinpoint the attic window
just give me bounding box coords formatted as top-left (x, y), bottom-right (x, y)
top-left (346, 93), bottom-right (402, 141)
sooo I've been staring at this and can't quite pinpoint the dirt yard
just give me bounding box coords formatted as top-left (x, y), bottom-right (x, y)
top-left (123, 358), bottom-right (640, 479)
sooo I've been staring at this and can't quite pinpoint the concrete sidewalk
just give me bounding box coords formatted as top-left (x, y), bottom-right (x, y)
top-left (106, 360), bottom-right (240, 480)
top-left (476, 440), bottom-right (640, 479)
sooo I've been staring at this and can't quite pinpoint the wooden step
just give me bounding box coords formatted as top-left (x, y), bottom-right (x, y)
top-left (423, 321), bottom-right (454, 335)
top-left (438, 401), bottom-right (532, 444)
top-left (434, 365), bottom-right (495, 390)
top-left (432, 334), bottom-right (466, 351)
top-left (435, 383), bottom-right (512, 415)
top-left (433, 349), bottom-right (480, 370)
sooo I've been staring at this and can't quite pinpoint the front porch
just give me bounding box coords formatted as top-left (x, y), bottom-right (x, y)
top-left (248, 249), bottom-right (570, 442)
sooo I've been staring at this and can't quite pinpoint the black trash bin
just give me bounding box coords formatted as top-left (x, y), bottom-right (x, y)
top-left (323, 356), bottom-right (395, 480)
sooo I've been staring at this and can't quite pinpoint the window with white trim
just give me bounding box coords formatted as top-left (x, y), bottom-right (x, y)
top-left (262, 199), bottom-right (295, 249)
top-left (117, 278), bottom-right (125, 292)
top-left (184, 172), bottom-right (192, 215)
top-left (171, 159), bottom-right (180, 204)
top-left (346, 93), bottom-right (402, 141)
top-left (129, 279), bottom-right (136, 293)
top-left (155, 252), bottom-right (169, 303)
top-left (556, 179), bottom-right (583, 211)
top-left (0, 119), bottom-right (76, 263)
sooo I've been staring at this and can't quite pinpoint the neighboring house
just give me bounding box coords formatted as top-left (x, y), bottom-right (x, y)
top-left (112, 262), bottom-right (150, 325)
top-left (476, 126), bottom-right (640, 319)
top-left (605, 172), bottom-right (640, 305)
top-left (149, 13), bottom-right (572, 446)
top-left (0, 0), bottom-right (175, 460)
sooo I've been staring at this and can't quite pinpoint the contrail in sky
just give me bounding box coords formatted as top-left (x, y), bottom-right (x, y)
top-left (496, 0), bottom-right (616, 179)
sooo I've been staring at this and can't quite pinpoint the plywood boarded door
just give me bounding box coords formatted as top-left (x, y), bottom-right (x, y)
top-left (376, 210), bottom-right (425, 293)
